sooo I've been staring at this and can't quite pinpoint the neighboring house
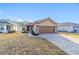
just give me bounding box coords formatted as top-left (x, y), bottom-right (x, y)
top-left (15, 21), bottom-right (26, 30)
top-left (0, 19), bottom-right (21, 33)
top-left (26, 18), bottom-right (57, 34)
top-left (57, 22), bottom-right (79, 33)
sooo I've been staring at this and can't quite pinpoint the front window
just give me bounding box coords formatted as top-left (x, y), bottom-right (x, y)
top-left (0, 26), bottom-right (4, 30)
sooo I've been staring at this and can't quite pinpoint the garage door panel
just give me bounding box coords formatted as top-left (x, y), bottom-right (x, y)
top-left (38, 26), bottom-right (55, 34)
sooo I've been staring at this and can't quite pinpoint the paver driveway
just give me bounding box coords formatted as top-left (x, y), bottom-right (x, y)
top-left (39, 33), bottom-right (79, 55)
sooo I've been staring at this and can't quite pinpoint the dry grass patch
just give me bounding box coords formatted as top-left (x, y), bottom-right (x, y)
top-left (0, 32), bottom-right (23, 39)
top-left (0, 32), bottom-right (67, 55)
top-left (59, 32), bottom-right (79, 38)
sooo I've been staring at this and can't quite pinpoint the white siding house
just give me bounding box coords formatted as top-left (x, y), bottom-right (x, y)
top-left (0, 19), bottom-right (22, 33)
top-left (57, 22), bottom-right (79, 33)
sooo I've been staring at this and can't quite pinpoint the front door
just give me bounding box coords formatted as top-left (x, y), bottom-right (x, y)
top-left (27, 26), bottom-right (33, 32)
top-left (6, 25), bottom-right (11, 32)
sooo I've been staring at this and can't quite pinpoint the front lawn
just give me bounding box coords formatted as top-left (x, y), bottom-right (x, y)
top-left (0, 32), bottom-right (67, 55)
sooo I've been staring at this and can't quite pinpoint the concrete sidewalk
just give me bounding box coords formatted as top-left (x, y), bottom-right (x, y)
top-left (39, 34), bottom-right (79, 55)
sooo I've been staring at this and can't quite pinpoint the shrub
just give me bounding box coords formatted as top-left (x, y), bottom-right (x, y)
top-left (31, 30), bottom-right (39, 36)
top-left (8, 30), bottom-right (16, 33)
top-left (22, 30), bottom-right (27, 33)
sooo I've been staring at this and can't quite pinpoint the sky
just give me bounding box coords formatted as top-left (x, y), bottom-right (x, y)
top-left (0, 3), bottom-right (79, 23)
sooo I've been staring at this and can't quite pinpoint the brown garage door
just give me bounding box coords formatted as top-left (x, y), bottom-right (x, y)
top-left (38, 26), bottom-right (55, 34)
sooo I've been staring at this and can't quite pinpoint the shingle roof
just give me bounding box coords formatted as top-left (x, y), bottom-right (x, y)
top-left (0, 19), bottom-right (16, 25)
top-left (27, 17), bottom-right (57, 26)
top-left (0, 19), bottom-right (9, 23)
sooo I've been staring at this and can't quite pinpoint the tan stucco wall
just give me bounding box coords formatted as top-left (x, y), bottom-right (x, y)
top-left (36, 19), bottom-right (56, 26)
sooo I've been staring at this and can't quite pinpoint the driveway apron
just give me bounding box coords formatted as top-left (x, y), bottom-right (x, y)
top-left (39, 34), bottom-right (79, 55)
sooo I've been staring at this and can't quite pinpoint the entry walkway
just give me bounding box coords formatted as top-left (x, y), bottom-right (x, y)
top-left (39, 34), bottom-right (79, 55)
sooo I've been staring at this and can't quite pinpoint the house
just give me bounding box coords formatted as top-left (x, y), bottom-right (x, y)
top-left (26, 18), bottom-right (57, 34)
top-left (57, 22), bottom-right (79, 33)
top-left (0, 19), bottom-right (22, 33)
top-left (15, 21), bottom-right (26, 31)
